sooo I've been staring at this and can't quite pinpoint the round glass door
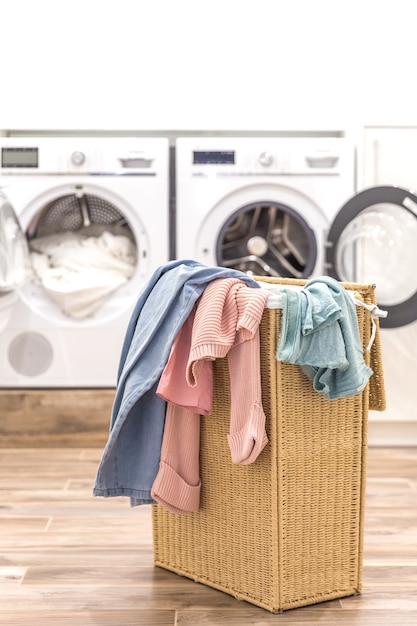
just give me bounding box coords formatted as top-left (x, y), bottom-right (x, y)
top-left (13, 182), bottom-right (146, 327)
top-left (326, 186), bottom-right (417, 327)
top-left (0, 191), bottom-right (31, 293)
top-left (216, 201), bottom-right (317, 278)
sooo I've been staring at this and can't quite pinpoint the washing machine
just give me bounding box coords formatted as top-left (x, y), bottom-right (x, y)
top-left (0, 136), bottom-right (169, 387)
top-left (175, 136), bottom-right (356, 278)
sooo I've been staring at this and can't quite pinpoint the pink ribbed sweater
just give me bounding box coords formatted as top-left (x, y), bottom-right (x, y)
top-left (151, 278), bottom-right (269, 515)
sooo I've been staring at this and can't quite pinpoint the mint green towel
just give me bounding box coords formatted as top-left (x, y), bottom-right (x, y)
top-left (276, 276), bottom-right (373, 400)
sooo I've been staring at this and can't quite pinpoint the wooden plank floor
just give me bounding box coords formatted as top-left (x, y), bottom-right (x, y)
top-left (1, 447), bottom-right (416, 625)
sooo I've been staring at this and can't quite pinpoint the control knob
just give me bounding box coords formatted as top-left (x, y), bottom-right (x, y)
top-left (259, 151), bottom-right (273, 166)
top-left (71, 151), bottom-right (86, 166)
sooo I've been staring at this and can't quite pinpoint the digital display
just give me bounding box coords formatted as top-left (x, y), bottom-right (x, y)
top-left (2, 147), bottom-right (39, 168)
top-left (193, 150), bottom-right (235, 165)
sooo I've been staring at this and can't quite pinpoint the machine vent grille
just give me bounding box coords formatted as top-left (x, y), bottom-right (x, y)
top-left (8, 332), bottom-right (53, 377)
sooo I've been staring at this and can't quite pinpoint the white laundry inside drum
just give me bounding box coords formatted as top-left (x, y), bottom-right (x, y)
top-left (24, 193), bottom-right (138, 320)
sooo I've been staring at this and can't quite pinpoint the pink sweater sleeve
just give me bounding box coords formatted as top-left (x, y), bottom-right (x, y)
top-left (226, 330), bottom-right (268, 464)
top-left (152, 305), bottom-right (210, 515)
top-left (151, 404), bottom-right (201, 515)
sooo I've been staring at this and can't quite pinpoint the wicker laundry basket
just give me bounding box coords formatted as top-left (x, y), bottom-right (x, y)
top-left (152, 279), bottom-right (386, 613)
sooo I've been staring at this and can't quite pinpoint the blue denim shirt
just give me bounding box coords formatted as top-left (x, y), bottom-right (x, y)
top-left (93, 260), bottom-right (259, 504)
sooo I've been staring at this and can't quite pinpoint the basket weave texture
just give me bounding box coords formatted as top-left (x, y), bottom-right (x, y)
top-left (152, 279), bottom-right (385, 613)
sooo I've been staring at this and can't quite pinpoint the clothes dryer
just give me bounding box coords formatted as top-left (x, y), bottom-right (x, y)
top-left (0, 137), bottom-right (169, 387)
top-left (175, 136), bottom-right (417, 326)
top-left (175, 136), bottom-right (355, 280)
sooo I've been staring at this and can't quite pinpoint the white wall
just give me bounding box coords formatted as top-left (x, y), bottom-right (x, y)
top-left (1, 0), bottom-right (417, 132)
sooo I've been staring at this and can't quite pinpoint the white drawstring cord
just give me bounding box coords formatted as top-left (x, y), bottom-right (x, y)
top-left (353, 298), bottom-right (388, 352)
